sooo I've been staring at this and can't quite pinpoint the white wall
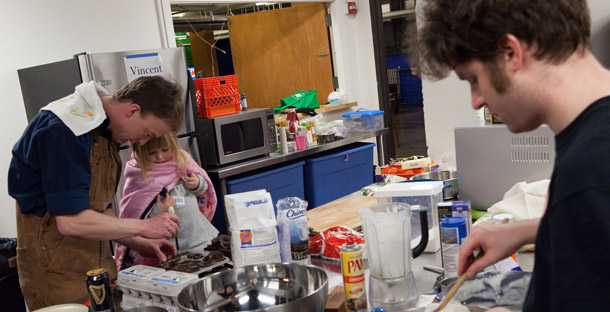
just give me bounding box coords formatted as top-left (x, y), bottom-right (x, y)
top-left (419, 0), bottom-right (610, 169)
top-left (0, 0), bottom-right (174, 237)
top-left (328, 0), bottom-right (380, 119)
top-left (326, 0), bottom-right (381, 162)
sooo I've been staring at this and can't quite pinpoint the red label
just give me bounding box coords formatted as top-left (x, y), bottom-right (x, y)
top-left (344, 274), bottom-right (365, 283)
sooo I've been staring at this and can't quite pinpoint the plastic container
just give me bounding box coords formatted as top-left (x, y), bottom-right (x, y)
top-left (303, 142), bottom-right (375, 209)
top-left (440, 217), bottom-right (468, 277)
top-left (374, 181), bottom-right (444, 253)
top-left (341, 110), bottom-right (385, 133)
top-left (194, 75), bottom-right (241, 118)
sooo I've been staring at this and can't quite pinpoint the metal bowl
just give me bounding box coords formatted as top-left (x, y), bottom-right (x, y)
top-left (410, 170), bottom-right (458, 200)
top-left (177, 263), bottom-right (328, 312)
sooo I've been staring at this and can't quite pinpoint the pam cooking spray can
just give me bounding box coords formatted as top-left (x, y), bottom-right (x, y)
top-left (340, 244), bottom-right (367, 312)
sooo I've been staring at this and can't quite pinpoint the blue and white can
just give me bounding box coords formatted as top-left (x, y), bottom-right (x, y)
top-left (440, 217), bottom-right (467, 277)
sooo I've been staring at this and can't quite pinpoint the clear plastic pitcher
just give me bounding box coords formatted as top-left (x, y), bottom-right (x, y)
top-left (358, 203), bottom-right (428, 311)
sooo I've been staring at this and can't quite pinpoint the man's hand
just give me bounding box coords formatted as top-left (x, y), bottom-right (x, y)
top-left (142, 213), bottom-right (180, 239)
top-left (124, 237), bottom-right (177, 262)
top-left (156, 194), bottom-right (176, 212)
top-left (182, 172), bottom-right (200, 190)
top-left (458, 219), bottom-right (539, 278)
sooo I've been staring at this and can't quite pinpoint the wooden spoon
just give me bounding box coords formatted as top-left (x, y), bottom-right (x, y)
top-left (432, 252), bottom-right (481, 312)
top-left (433, 218), bottom-right (510, 311)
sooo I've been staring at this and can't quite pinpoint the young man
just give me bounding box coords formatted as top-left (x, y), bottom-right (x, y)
top-left (8, 76), bottom-right (184, 310)
top-left (413, 0), bottom-right (610, 311)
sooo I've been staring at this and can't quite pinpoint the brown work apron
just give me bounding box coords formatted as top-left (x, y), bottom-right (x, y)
top-left (15, 130), bottom-right (121, 311)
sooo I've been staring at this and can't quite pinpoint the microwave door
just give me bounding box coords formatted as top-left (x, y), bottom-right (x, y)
top-left (220, 122), bottom-right (247, 156)
top-left (215, 115), bottom-right (269, 164)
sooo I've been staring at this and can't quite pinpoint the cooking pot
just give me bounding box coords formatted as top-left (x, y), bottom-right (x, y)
top-left (177, 263), bottom-right (328, 312)
top-left (410, 170), bottom-right (458, 200)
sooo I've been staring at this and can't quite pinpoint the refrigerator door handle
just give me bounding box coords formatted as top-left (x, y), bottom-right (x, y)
top-left (76, 53), bottom-right (95, 82)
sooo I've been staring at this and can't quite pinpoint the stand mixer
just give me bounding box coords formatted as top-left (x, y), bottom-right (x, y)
top-left (359, 203), bottom-right (429, 311)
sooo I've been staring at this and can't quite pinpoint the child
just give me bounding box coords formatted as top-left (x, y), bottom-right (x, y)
top-left (114, 133), bottom-right (218, 270)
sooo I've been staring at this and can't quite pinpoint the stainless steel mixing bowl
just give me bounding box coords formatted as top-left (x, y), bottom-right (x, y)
top-left (410, 170), bottom-right (458, 199)
top-left (177, 263), bottom-right (328, 312)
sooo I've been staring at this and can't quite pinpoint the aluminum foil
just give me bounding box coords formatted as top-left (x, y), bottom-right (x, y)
top-left (444, 271), bottom-right (532, 311)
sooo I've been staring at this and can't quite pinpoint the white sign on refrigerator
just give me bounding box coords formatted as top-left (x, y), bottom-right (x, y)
top-left (124, 53), bottom-right (165, 82)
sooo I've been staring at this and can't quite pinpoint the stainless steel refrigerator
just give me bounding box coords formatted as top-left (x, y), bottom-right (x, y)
top-left (17, 47), bottom-right (201, 213)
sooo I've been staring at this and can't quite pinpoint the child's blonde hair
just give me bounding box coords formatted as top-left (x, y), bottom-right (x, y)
top-left (131, 133), bottom-right (189, 183)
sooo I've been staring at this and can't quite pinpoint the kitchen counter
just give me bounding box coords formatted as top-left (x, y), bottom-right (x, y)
top-left (306, 190), bottom-right (535, 298)
top-left (312, 249), bottom-right (534, 299)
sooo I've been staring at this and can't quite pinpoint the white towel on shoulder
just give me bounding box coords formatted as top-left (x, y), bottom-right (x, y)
top-left (40, 81), bottom-right (109, 136)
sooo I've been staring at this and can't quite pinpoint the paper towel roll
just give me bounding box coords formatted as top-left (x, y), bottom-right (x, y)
top-left (279, 126), bottom-right (288, 154)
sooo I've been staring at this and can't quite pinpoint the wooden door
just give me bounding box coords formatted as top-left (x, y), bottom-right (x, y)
top-left (189, 30), bottom-right (219, 78)
top-left (228, 3), bottom-right (334, 109)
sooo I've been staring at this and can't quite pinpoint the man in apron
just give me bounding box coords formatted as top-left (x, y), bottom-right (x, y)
top-left (8, 76), bottom-right (184, 310)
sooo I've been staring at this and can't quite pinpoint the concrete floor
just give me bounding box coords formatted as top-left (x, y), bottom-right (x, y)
top-left (390, 104), bottom-right (428, 158)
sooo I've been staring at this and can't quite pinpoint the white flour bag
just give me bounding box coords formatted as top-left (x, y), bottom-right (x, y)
top-left (225, 189), bottom-right (281, 267)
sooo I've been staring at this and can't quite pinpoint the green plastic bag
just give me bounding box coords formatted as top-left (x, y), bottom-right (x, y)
top-left (275, 89), bottom-right (320, 112)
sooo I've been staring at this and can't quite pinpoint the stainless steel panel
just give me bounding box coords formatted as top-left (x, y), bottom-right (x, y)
top-left (18, 59), bottom-right (83, 122)
top-left (77, 47), bottom-right (194, 136)
top-left (112, 147), bottom-right (134, 215)
top-left (177, 135), bottom-right (201, 167)
top-left (454, 124), bottom-right (555, 211)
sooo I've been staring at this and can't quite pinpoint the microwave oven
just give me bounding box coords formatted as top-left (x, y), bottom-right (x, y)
top-left (196, 108), bottom-right (278, 166)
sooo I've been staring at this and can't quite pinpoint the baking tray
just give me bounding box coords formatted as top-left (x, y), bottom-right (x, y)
top-left (156, 252), bottom-right (232, 278)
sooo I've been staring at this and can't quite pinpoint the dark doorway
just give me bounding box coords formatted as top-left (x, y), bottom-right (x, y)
top-left (370, 0), bottom-right (428, 160)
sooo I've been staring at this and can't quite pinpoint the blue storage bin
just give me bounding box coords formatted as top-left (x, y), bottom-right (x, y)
top-left (304, 142), bottom-right (375, 208)
top-left (225, 161), bottom-right (305, 213)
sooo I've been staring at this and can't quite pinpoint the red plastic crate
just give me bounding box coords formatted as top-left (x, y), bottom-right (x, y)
top-left (194, 75), bottom-right (241, 119)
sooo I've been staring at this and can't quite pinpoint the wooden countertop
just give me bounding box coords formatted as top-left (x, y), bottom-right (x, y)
top-left (306, 191), bottom-right (377, 232)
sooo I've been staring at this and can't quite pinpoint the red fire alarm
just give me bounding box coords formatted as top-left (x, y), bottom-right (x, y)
top-left (347, 1), bottom-right (357, 15)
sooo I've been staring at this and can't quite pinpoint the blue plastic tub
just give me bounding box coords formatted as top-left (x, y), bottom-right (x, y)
top-left (225, 161), bottom-right (305, 213)
top-left (303, 142), bottom-right (375, 209)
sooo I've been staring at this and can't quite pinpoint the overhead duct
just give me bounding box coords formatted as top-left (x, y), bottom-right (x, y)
top-left (173, 16), bottom-right (229, 33)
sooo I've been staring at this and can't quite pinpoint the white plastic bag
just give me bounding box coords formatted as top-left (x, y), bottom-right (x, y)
top-left (488, 179), bottom-right (550, 220)
top-left (276, 197), bottom-right (311, 264)
top-left (225, 189), bottom-right (281, 267)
